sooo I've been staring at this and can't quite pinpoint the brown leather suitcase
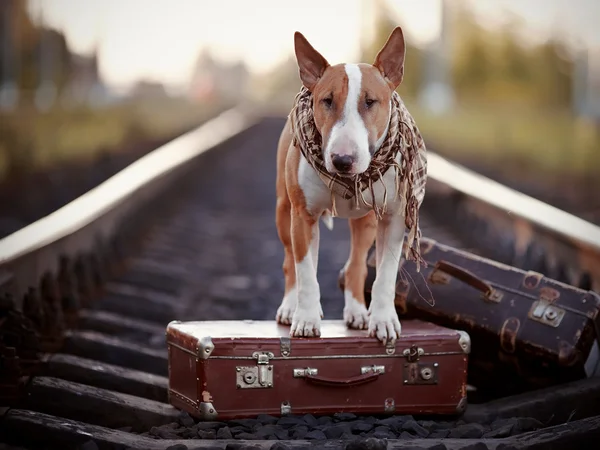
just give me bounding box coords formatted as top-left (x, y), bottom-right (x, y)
top-left (338, 237), bottom-right (600, 397)
top-left (165, 319), bottom-right (470, 420)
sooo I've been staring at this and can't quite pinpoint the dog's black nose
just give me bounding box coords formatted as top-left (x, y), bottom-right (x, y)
top-left (331, 154), bottom-right (353, 172)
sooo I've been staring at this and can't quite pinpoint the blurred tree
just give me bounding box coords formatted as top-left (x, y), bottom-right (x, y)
top-left (0, 1), bottom-right (73, 102)
top-left (531, 39), bottom-right (574, 109)
top-left (36, 28), bottom-right (73, 94)
top-left (0, 112), bottom-right (34, 176)
top-left (258, 0), bottom-right (578, 117)
top-left (9, 0), bottom-right (39, 96)
top-left (263, 56), bottom-right (302, 96)
top-left (498, 26), bottom-right (531, 85)
top-left (360, 0), bottom-right (423, 98)
top-left (448, 0), bottom-right (575, 110)
top-left (487, 18), bottom-right (535, 104)
top-left (450, 3), bottom-right (495, 101)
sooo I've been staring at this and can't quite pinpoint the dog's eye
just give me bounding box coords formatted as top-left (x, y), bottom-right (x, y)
top-left (365, 98), bottom-right (376, 108)
top-left (322, 97), bottom-right (333, 108)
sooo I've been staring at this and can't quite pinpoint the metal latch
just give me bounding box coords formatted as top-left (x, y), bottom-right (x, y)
top-left (236, 351), bottom-right (274, 389)
top-left (403, 362), bottom-right (439, 385)
top-left (280, 337), bottom-right (291, 357)
top-left (254, 351), bottom-right (272, 365)
top-left (402, 345), bottom-right (424, 362)
top-left (528, 288), bottom-right (565, 328)
top-left (401, 344), bottom-right (437, 385)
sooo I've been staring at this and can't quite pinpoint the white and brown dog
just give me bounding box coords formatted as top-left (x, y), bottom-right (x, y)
top-left (274, 27), bottom-right (427, 345)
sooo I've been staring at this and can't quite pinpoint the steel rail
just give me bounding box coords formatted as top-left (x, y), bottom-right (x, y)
top-left (425, 153), bottom-right (600, 291)
top-left (0, 107), bottom-right (256, 263)
top-left (1, 108), bottom-right (598, 310)
top-left (429, 153), bottom-right (600, 252)
top-left (0, 106), bottom-right (261, 308)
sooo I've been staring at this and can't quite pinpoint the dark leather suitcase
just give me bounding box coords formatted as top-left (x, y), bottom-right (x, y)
top-left (338, 237), bottom-right (600, 397)
top-left (165, 319), bottom-right (470, 420)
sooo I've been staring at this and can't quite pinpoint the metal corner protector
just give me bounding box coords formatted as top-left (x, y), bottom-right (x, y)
top-left (198, 336), bottom-right (214, 359)
top-left (457, 330), bottom-right (471, 354)
top-left (199, 402), bottom-right (218, 420)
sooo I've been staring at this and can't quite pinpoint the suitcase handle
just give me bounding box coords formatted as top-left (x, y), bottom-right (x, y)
top-left (434, 260), bottom-right (502, 302)
top-left (303, 371), bottom-right (381, 388)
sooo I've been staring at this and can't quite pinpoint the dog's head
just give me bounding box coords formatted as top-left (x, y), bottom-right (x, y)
top-left (293, 27), bottom-right (406, 176)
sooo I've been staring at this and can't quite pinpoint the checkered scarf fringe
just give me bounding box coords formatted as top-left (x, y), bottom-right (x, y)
top-left (289, 86), bottom-right (428, 271)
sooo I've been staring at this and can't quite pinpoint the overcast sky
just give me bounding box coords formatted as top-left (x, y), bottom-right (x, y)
top-left (26, 0), bottom-right (600, 91)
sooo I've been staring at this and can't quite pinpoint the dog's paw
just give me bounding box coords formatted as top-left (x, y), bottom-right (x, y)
top-left (343, 295), bottom-right (369, 330)
top-left (276, 288), bottom-right (297, 325)
top-left (290, 304), bottom-right (323, 337)
top-left (367, 304), bottom-right (402, 344)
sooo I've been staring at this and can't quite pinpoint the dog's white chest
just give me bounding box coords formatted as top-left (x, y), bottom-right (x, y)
top-left (298, 154), bottom-right (405, 219)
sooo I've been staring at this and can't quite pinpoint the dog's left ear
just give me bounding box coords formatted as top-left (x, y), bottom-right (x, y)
top-left (373, 26), bottom-right (406, 90)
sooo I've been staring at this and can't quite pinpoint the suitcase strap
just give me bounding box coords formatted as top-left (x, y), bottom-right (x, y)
top-left (433, 260), bottom-right (503, 303)
top-left (301, 371), bottom-right (381, 388)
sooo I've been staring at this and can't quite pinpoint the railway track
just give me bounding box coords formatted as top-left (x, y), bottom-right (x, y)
top-left (1, 109), bottom-right (600, 450)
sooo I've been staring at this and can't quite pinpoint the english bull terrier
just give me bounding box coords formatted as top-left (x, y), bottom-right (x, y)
top-left (274, 26), bottom-right (428, 345)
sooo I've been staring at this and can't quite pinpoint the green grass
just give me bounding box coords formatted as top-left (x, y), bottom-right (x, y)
top-left (0, 97), bottom-right (227, 179)
top-left (403, 99), bottom-right (600, 178)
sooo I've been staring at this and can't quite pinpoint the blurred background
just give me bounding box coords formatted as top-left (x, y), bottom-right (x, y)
top-left (1, 0), bottom-right (599, 237)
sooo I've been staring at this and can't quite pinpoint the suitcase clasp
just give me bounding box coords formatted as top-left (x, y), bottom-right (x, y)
top-left (528, 289), bottom-right (565, 328)
top-left (402, 345), bottom-right (424, 362)
top-left (254, 351), bottom-right (273, 365)
top-left (403, 362), bottom-right (439, 385)
top-left (402, 346), bottom-right (439, 385)
top-left (235, 351), bottom-right (275, 390)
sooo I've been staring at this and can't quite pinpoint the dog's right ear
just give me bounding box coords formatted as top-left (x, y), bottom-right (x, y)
top-left (294, 32), bottom-right (330, 91)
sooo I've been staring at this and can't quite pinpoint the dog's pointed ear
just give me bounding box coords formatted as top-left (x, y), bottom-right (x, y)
top-left (294, 31), bottom-right (330, 91)
top-left (373, 26), bottom-right (406, 89)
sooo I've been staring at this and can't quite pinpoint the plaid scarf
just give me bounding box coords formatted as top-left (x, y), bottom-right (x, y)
top-left (289, 86), bottom-right (428, 271)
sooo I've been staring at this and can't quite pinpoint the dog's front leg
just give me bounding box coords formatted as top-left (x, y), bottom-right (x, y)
top-left (289, 205), bottom-right (323, 337)
top-left (368, 212), bottom-right (405, 344)
top-left (343, 211), bottom-right (377, 329)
